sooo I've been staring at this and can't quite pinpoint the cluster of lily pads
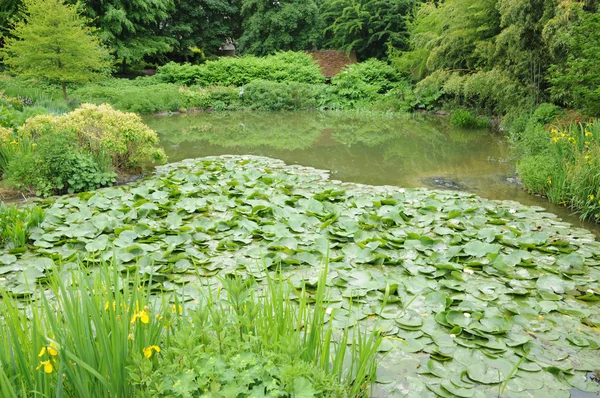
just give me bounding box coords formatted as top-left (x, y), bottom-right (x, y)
top-left (1, 155), bottom-right (599, 397)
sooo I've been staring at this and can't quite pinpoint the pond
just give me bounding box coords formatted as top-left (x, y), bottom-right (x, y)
top-left (144, 110), bottom-right (600, 237)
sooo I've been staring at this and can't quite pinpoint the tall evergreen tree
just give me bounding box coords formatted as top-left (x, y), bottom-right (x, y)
top-left (2, 0), bottom-right (111, 99)
top-left (238, 0), bottom-right (322, 55)
top-left (163, 0), bottom-right (241, 61)
top-left (0, 0), bottom-right (21, 51)
top-left (78, 0), bottom-right (174, 70)
top-left (321, 0), bottom-right (417, 60)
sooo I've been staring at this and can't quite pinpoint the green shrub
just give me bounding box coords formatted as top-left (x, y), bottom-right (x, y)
top-left (450, 109), bottom-right (489, 129)
top-left (322, 74), bottom-right (380, 110)
top-left (530, 103), bottom-right (561, 126)
top-left (18, 104), bottom-right (167, 173)
top-left (241, 80), bottom-right (322, 111)
top-left (414, 70), bottom-right (451, 109)
top-left (157, 52), bottom-right (325, 86)
top-left (334, 59), bottom-right (401, 93)
top-left (6, 129), bottom-right (116, 197)
top-left (0, 203), bottom-right (44, 248)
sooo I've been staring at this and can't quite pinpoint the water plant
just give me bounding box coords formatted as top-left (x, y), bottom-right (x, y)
top-left (0, 202), bottom-right (44, 248)
top-left (0, 259), bottom-right (381, 397)
top-left (0, 155), bottom-right (598, 396)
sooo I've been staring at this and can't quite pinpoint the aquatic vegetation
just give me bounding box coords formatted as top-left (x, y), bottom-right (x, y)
top-left (0, 260), bottom-right (380, 397)
top-left (0, 203), bottom-right (44, 248)
top-left (0, 155), bottom-right (598, 396)
top-left (518, 117), bottom-right (600, 221)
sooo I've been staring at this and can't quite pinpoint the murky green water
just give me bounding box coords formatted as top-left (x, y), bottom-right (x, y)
top-left (144, 110), bottom-right (600, 237)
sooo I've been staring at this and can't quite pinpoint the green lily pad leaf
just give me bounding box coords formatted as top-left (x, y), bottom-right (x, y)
top-left (463, 241), bottom-right (501, 257)
top-left (86, 235), bottom-right (109, 252)
top-left (400, 337), bottom-right (425, 353)
top-left (440, 380), bottom-right (474, 397)
top-left (425, 291), bottom-right (450, 313)
top-left (0, 254), bottom-right (17, 265)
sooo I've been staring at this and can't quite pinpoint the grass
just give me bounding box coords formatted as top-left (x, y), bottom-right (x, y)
top-left (0, 258), bottom-right (382, 397)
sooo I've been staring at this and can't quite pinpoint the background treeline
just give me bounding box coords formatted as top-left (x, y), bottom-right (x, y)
top-left (0, 0), bottom-right (418, 69)
top-left (2, 0), bottom-right (598, 115)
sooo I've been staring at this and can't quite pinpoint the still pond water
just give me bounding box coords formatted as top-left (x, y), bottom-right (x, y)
top-left (145, 111), bottom-right (599, 237)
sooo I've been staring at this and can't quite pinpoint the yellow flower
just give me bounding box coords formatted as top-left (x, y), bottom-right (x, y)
top-left (131, 310), bottom-right (150, 324)
top-left (39, 343), bottom-right (59, 357)
top-left (547, 178), bottom-right (552, 185)
top-left (552, 137), bottom-right (559, 143)
top-left (585, 131), bottom-right (593, 137)
top-left (36, 360), bottom-right (53, 373)
top-left (589, 194), bottom-right (595, 201)
top-left (143, 345), bottom-right (160, 359)
top-left (171, 304), bottom-right (183, 314)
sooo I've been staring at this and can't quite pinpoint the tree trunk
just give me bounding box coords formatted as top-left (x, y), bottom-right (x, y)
top-left (61, 81), bottom-right (67, 101)
top-left (121, 58), bottom-right (127, 74)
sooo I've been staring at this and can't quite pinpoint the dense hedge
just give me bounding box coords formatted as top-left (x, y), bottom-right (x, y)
top-left (156, 52), bottom-right (325, 86)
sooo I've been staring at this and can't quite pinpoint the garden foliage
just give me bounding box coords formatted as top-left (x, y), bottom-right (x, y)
top-left (156, 52), bottom-right (325, 86)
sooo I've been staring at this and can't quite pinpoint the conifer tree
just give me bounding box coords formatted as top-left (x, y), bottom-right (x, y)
top-left (2, 0), bottom-right (111, 100)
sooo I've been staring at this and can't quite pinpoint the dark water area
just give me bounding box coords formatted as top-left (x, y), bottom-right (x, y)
top-left (145, 110), bottom-right (600, 239)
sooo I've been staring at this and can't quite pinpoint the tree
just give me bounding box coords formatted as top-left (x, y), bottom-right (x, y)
top-left (238, 0), bottom-right (323, 55)
top-left (0, 0), bottom-right (21, 51)
top-left (549, 9), bottom-right (600, 115)
top-left (162, 0), bottom-right (241, 62)
top-left (77, 0), bottom-right (174, 70)
top-left (321, 0), bottom-right (417, 60)
top-left (2, 0), bottom-right (111, 100)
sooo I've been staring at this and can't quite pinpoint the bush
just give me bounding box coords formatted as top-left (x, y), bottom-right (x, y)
top-left (414, 70), bottom-right (451, 109)
top-left (450, 109), bottom-right (489, 129)
top-left (322, 74), bottom-right (380, 110)
top-left (240, 80), bottom-right (322, 111)
top-left (333, 59), bottom-right (401, 93)
top-left (6, 129), bottom-right (116, 197)
top-left (18, 104), bottom-right (167, 172)
top-left (156, 52), bottom-right (325, 86)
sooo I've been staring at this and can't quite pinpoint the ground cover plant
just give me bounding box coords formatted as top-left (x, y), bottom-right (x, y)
top-left (0, 155), bottom-right (598, 397)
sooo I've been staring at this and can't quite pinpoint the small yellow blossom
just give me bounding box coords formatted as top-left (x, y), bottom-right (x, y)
top-left (585, 131), bottom-right (593, 137)
top-left (143, 345), bottom-right (160, 359)
top-left (36, 360), bottom-right (53, 373)
top-left (589, 194), bottom-right (595, 201)
top-left (547, 178), bottom-right (552, 185)
top-left (131, 310), bottom-right (150, 324)
top-left (552, 137), bottom-right (559, 143)
top-left (171, 304), bottom-right (183, 314)
top-left (39, 343), bottom-right (58, 357)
